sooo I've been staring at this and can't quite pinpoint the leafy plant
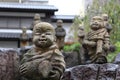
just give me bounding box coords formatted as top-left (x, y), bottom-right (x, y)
top-left (63, 42), bottom-right (81, 52)
top-left (84, 0), bottom-right (120, 44)
top-left (69, 16), bottom-right (83, 42)
top-left (107, 41), bottom-right (120, 62)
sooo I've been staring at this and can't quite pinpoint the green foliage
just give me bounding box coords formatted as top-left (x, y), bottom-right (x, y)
top-left (102, 0), bottom-right (120, 44)
top-left (84, 0), bottom-right (120, 43)
top-left (83, 0), bottom-right (101, 32)
top-left (63, 42), bottom-right (81, 52)
top-left (107, 41), bottom-right (120, 62)
top-left (69, 16), bottom-right (83, 42)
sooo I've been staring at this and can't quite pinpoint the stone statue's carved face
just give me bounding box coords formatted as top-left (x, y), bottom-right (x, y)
top-left (102, 14), bottom-right (108, 21)
top-left (22, 27), bottom-right (27, 33)
top-left (57, 20), bottom-right (63, 27)
top-left (34, 13), bottom-right (40, 20)
top-left (33, 22), bottom-right (55, 48)
top-left (90, 16), bottom-right (104, 30)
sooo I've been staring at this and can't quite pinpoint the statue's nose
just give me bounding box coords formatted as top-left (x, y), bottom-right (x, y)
top-left (93, 21), bottom-right (98, 24)
top-left (41, 33), bottom-right (45, 37)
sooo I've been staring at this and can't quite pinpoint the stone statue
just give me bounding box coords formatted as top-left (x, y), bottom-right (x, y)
top-left (102, 14), bottom-right (112, 34)
top-left (55, 20), bottom-right (66, 50)
top-left (30, 13), bottom-right (41, 30)
top-left (77, 25), bottom-right (86, 64)
top-left (20, 22), bottom-right (65, 80)
top-left (78, 25), bottom-right (85, 44)
top-left (82, 16), bottom-right (110, 64)
top-left (20, 27), bottom-right (29, 47)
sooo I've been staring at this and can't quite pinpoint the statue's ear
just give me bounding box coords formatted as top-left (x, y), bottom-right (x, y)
top-left (32, 32), bottom-right (34, 42)
top-left (54, 36), bottom-right (56, 42)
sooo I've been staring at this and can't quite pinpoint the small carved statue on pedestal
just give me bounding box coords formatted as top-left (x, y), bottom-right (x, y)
top-left (102, 13), bottom-right (112, 34)
top-left (78, 25), bottom-right (85, 44)
top-left (30, 13), bottom-right (41, 30)
top-left (55, 20), bottom-right (66, 50)
top-left (20, 22), bottom-right (65, 80)
top-left (77, 26), bottom-right (86, 64)
top-left (20, 27), bottom-right (29, 47)
top-left (82, 16), bottom-right (110, 64)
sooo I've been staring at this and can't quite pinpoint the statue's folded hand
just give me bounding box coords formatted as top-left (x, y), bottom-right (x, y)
top-left (20, 64), bottom-right (28, 76)
top-left (48, 70), bottom-right (60, 80)
top-left (38, 60), bottom-right (52, 78)
top-left (83, 40), bottom-right (96, 47)
top-left (89, 41), bottom-right (96, 47)
top-left (103, 44), bottom-right (109, 51)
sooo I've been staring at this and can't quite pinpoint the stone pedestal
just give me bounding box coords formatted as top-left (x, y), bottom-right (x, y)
top-left (63, 63), bottom-right (120, 80)
top-left (0, 50), bottom-right (19, 80)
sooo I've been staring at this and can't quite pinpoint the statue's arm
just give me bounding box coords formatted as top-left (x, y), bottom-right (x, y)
top-left (19, 54), bottom-right (39, 78)
top-left (104, 32), bottom-right (110, 50)
top-left (48, 49), bottom-right (65, 80)
top-left (82, 37), bottom-right (96, 47)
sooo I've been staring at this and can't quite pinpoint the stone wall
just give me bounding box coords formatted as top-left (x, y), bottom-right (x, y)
top-left (62, 63), bottom-right (120, 80)
top-left (0, 50), bottom-right (19, 80)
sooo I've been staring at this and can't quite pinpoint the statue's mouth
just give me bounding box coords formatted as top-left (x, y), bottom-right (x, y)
top-left (92, 23), bottom-right (99, 26)
top-left (38, 38), bottom-right (47, 43)
top-left (40, 38), bottom-right (47, 41)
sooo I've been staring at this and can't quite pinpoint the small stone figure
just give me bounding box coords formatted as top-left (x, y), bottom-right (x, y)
top-left (20, 22), bottom-right (65, 80)
top-left (30, 13), bottom-right (41, 30)
top-left (78, 25), bottom-right (85, 44)
top-left (55, 20), bottom-right (66, 50)
top-left (82, 16), bottom-right (110, 64)
top-left (102, 14), bottom-right (112, 34)
top-left (20, 27), bottom-right (29, 47)
top-left (77, 26), bottom-right (86, 64)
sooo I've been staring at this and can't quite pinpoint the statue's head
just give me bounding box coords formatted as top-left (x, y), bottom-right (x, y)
top-left (22, 27), bottom-right (27, 33)
top-left (102, 14), bottom-right (108, 21)
top-left (78, 25), bottom-right (84, 31)
top-left (57, 20), bottom-right (63, 27)
top-left (34, 13), bottom-right (41, 20)
top-left (90, 16), bottom-right (104, 30)
top-left (33, 22), bottom-right (55, 48)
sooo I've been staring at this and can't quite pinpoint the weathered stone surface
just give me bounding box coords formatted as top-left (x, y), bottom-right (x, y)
top-left (115, 67), bottom-right (120, 80)
top-left (71, 64), bottom-right (99, 80)
top-left (63, 51), bottom-right (79, 68)
top-left (0, 48), bottom-right (120, 80)
top-left (99, 63), bottom-right (118, 80)
top-left (63, 63), bottom-right (120, 80)
top-left (0, 50), bottom-right (19, 80)
top-left (113, 53), bottom-right (120, 64)
top-left (82, 64), bottom-right (99, 80)
top-left (62, 68), bottom-right (72, 80)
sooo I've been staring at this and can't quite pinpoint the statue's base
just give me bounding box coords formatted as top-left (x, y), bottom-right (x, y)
top-left (62, 63), bottom-right (120, 80)
top-left (0, 50), bottom-right (19, 80)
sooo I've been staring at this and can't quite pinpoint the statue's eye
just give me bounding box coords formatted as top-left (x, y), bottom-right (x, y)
top-left (35, 33), bottom-right (41, 35)
top-left (46, 32), bottom-right (51, 35)
top-left (98, 20), bottom-right (102, 22)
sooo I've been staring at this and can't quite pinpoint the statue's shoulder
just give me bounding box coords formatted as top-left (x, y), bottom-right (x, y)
top-left (49, 44), bottom-right (63, 56)
top-left (24, 48), bottom-right (35, 56)
top-left (54, 49), bottom-right (64, 57)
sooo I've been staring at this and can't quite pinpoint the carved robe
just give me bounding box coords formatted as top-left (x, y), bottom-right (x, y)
top-left (20, 44), bottom-right (65, 80)
top-left (83, 28), bottom-right (110, 63)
